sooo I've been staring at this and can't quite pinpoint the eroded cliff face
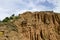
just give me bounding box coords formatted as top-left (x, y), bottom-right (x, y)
top-left (0, 11), bottom-right (60, 40)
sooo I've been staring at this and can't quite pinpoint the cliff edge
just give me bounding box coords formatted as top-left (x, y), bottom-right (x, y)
top-left (0, 11), bottom-right (60, 40)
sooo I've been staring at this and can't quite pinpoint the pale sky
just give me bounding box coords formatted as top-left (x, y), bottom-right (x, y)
top-left (0, 0), bottom-right (60, 20)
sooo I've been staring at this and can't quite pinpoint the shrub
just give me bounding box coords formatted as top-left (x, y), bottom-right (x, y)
top-left (2, 17), bottom-right (10, 22)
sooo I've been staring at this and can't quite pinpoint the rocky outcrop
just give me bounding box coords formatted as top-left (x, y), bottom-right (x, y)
top-left (0, 11), bottom-right (60, 40)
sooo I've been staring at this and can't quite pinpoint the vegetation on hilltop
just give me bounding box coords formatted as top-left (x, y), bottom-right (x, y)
top-left (2, 14), bottom-right (19, 22)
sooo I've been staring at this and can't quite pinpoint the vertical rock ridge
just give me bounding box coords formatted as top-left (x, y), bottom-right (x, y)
top-left (0, 11), bottom-right (60, 40)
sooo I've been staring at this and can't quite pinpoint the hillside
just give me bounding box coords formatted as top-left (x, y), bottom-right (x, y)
top-left (0, 11), bottom-right (60, 40)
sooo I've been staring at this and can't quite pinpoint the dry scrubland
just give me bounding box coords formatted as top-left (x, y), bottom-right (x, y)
top-left (0, 11), bottom-right (60, 40)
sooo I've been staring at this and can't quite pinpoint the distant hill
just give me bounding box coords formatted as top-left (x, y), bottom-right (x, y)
top-left (0, 11), bottom-right (60, 40)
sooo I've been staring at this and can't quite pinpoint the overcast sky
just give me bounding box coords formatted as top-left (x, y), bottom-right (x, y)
top-left (0, 0), bottom-right (60, 20)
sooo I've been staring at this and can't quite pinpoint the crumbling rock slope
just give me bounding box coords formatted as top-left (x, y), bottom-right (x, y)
top-left (0, 11), bottom-right (60, 40)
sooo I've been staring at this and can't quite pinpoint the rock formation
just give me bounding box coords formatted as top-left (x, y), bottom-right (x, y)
top-left (0, 11), bottom-right (60, 40)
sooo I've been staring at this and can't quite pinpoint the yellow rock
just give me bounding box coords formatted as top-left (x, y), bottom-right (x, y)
top-left (0, 32), bottom-right (4, 36)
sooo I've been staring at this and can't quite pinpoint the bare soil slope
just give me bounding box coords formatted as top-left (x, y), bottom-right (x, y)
top-left (0, 11), bottom-right (60, 40)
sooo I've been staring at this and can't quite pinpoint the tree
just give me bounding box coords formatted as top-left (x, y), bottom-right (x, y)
top-left (10, 14), bottom-right (15, 19)
top-left (12, 14), bottom-right (15, 17)
top-left (2, 17), bottom-right (10, 22)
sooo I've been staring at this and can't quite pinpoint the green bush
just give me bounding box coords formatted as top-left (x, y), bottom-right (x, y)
top-left (2, 14), bottom-right (19, 22)
top-left (2, 17), bottom-right (10, 22)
